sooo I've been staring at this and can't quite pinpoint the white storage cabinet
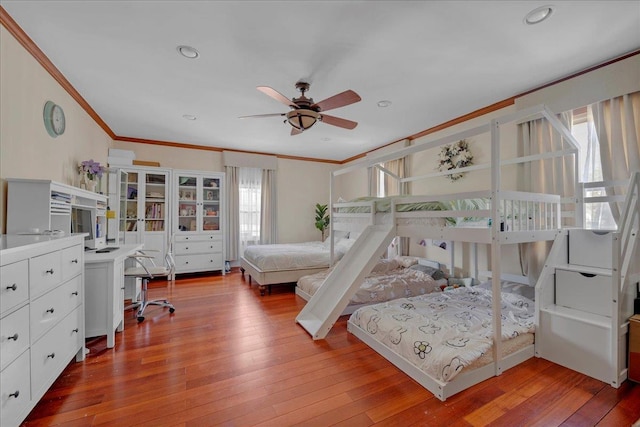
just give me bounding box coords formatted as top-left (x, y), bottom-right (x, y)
top-left (119, 166), bottom-right (171, 266)
top-left (172, 170), bottom-right (225, 274)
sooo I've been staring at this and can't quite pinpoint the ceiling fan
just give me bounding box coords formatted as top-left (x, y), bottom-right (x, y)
top-left (240, 81), bottom-right (361, 135)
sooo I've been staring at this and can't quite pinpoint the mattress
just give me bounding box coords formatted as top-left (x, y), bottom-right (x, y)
top-left (348, 286), bottom-right (535, 383)
top-left (243, 239), bottom-right (355, 271)
top-left (297, 260), bottom-right (446, 305)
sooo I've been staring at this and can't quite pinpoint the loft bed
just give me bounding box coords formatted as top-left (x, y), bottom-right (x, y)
top-left (240, 236), bottom-right (355, 295)
top-left (296, 257), bottom-right (448, 315)
top-left (296, 105), bottom-right (582, 400)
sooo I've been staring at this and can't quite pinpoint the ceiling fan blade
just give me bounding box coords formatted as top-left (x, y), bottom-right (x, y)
top-left (257, 86), bottom-right (297, 108)
top-left (312, 90), bottom-right (361, 112)
top-left (320, 114), bottom-right (358, 130)
top-left (238, 113), bottom-right (285, 119)
top-left (291, 127), bottom-right (303, 136)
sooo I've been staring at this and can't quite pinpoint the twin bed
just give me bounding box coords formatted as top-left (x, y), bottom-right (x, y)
top-left (240, 235), bottom-right (355, 295)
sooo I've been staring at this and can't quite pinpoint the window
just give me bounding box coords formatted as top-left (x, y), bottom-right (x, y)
top-left (571, 107), bottom-right (616, 230)
top-left (238, 167), bottom-right (261, 253)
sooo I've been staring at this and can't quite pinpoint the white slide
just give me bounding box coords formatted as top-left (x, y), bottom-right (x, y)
top-left (296, 224), bottom-right (396, 340)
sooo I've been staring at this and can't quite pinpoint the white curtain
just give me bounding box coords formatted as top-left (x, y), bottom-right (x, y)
top-left (238, 167), bottom-right (262, 257)
top-left (517, 112), bottom-right (574, 281)
top-left (260, 169), bottom-right (277, 244)
top-left (590, 91), bottom-right (640, 223)
top-left (225, 166), bottom-right (239, 261)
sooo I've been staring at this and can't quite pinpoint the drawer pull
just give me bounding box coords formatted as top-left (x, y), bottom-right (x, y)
top-left (8, 333), bottom-right (19, 341)
top-left (579, 273), bottom-right (597, 278)
top-left (47, 352), bottom-right (56, 359)
top-left (72, 291), bottom-right (79, 296)
top-left (71, 258), bottom-right (79, 264)
top-left (6, 283), bottom-right (17, 291)
top-left (46, 268), bottom-right (55, 274)
top-left (9, 390), bottom-right (20, 399)
top-left (46, 308), bottom-right (55, 314)
top-left (185, 247), bottom-right (189, 250)
top-left (185, 261), bottom-right (189, 264)
top-left (72, 328), bottom-right (79, 333)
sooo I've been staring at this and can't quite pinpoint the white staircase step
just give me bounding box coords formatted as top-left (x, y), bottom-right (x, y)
top-left (540, 304), bottom-right (611, 329)
top-left (554, 263), bottom-right (612, 277)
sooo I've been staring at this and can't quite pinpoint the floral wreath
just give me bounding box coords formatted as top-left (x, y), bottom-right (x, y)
top-left (436, 139), bottom-right (473, 182)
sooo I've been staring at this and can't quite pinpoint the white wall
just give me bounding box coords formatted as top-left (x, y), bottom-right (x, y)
top-left (0, 26), bottom-right (112, 233)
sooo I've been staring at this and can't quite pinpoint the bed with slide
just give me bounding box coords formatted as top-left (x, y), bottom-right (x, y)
top-left (295, 105), bottom-right (582, 400)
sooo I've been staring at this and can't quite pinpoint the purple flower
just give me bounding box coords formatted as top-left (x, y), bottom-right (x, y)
top-left (79, 159), bottom-right (105, 179)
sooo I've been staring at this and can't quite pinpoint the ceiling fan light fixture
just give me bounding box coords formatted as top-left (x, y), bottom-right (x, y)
top-left (177, 45), bottom-right (199, 59)
top-left (524, 5), bottom-right (554, 25)
top-left (286, 109), bottom-right (319, 131)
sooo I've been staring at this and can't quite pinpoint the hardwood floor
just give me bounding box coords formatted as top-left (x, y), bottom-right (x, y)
top-left (23, 271), bottom-right (640, 427)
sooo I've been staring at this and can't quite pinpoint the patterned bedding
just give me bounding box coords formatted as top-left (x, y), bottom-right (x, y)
top-left (243, 239), bottom-right (355, 271)
top-left (348, 286), bottom-right (535, 383)
top-left (297, 259), bottom-right (447, 305)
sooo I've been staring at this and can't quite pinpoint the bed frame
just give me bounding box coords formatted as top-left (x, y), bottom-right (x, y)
top-left (296, 105), bottom-right (586, 400)
top-left (240, 256), bottom-right (327, 296)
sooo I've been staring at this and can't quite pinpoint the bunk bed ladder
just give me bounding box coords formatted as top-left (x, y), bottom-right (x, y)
top-left (296, 224), bottom-right (396, 340)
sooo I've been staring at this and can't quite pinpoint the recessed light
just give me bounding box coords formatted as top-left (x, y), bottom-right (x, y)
top-left (524, 5), bottom-right (554, 25)
top-left (182, 115), bottom-right (197, 120)
top-left (377, 100), bottom-right (392, 108)
top-left (177, 45), bottom-right (199, 59)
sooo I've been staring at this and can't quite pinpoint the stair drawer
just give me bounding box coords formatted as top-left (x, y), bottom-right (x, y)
top-left (555, 269), bottom-right (611, 317)
top-left (1, 349), bottom-right (31, 427)
top-left (0, 305), bottom-right (30, 371)
top-left (568, 229), bottom-right (614, 269)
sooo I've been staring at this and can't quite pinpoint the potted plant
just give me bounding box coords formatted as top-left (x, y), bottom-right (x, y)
top-left (315, 203), bottom-right (330, 241)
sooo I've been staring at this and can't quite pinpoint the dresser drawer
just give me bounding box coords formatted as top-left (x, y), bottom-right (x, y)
top-left (1, 305), bottom-right (30, 371)
top-left (31, 307), bottom-right (83, 397)
top-left (61, 244), bottom-right (83, 282)
top-left (1, 350), bottom-right (31, 427)
top-left (30, 276), bottom-right (82, 342)
top-left (175, 252), bottom-right (223, 272)
top-left (175, 240), bottom-right (222, 255)
top-left (175, 234), bottom-right (222, 243)
top-left (0, 260), bottom-right (28, 315)
top-left (29, 250), bottom-right (62, 299)
top-left (555, 269), bottom-right (611, 317)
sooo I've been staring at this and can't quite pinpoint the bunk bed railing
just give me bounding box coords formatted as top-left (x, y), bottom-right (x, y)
top-left (615, 172), bottom-right (640, 293)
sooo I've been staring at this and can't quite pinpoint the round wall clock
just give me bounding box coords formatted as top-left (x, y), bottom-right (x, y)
top-left (43, 101), bottom-right (66, 137)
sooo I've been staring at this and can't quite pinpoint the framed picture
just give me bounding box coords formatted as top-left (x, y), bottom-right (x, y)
top-left (207, 191), bottom-right (213, 200)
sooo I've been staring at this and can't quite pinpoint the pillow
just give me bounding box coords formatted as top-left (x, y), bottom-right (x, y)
top-left (394, 256), bottom-right (419, 268)
top-left (371, 258), bottom-right (401, 273)
top-left (409, 264), bottom-right (447, 280)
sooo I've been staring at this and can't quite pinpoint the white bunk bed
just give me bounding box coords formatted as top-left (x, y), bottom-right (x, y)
top-left (296, 105), bottom-right (582, 400)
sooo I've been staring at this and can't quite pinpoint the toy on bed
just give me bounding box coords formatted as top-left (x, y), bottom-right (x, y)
top-left (296, 256), bottom-right (448, 315)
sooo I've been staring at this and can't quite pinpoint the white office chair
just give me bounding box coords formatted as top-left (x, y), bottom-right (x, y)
top-left (124, 249), bottom-right (176, 323)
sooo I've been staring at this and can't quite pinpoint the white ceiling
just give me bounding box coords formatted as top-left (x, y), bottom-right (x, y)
top-left (2, 1), bottom-right (639, 162)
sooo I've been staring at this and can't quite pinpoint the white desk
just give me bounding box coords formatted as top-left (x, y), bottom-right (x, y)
top-left (84, 244), bottom-right (143, 348)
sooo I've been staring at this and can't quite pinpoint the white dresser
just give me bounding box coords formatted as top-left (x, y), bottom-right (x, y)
top-left (0, 234), bottom-right (86, 427)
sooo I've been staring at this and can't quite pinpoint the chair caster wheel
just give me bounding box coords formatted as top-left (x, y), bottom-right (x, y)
top-left (169, 307), bottom-right (175, 313)
top-left (137, 316), bottom-right (145, 323)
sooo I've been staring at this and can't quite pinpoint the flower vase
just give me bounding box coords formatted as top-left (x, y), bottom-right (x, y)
top-left (87, 179), bottom-right (97, 192)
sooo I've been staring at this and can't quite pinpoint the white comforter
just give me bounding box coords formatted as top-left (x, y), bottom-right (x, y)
top-left (349, 286), bottom-right (534, 383)
top-left (243, 239), bottom-right (354, 271)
